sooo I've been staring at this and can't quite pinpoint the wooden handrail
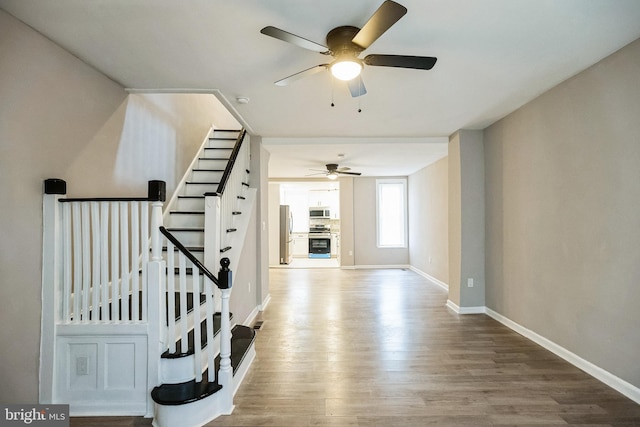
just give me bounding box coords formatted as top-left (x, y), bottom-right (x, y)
top-left (215, 129), bottom-right (247, 195)
top-left (159, 226), bottom-right (220, 286)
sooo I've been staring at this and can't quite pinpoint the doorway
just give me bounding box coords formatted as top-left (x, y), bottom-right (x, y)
top-left (268, 181), bottom-right (340, 269)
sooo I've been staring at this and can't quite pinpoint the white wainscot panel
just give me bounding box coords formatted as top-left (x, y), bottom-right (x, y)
top-left (55, 330), bottom-right (147, 416)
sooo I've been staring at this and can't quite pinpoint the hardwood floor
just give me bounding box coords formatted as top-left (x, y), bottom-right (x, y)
top-left (71, 268), bottom-right (640, 426)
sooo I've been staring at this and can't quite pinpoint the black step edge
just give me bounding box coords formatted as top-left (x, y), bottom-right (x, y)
top-left (150, 371), bottom-right (222, 405)
top-left (185, 181), bottom-right (220, 185)
top-left (237, 196), bottom-right (246, 200)
top-left (232, 211), bottom-right (241, 215)
top-left (177, 195), bottom-right (204, 199)
top-left (169, 210), bottom-right (204, 215)
top-left (229, 325), bottom-right (256, 375)
top-left (241, 182), bottom-right (249, 187)
top-left (163, 246), bottom-right (204, 252)
top-left (220, 246), bottom-right (232, 253)
top-left (151, 324), bottom-right (254, 406)
top-left (192, 169), bottom-right (225, 172)
top-left (208, 137), bottom-right (237, 141)
top-left (226, 228), bottom-right (237, 233)
top-left (165, 227), bottom-right (205, 232)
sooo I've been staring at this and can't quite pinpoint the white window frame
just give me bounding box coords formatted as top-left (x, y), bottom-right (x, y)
top-left (376, 178), bottom-right (408, 248)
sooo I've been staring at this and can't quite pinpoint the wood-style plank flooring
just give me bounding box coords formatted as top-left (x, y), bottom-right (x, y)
top-left (71, 268), bottom-right (640, 426)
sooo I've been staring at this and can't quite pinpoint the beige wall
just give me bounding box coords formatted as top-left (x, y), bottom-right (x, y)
top-left (352, 177), bottom-right (409, 266)
top-left (408, 157), bottom-right (449, 284)
top-left (0, 10), bottom-right (238, 402)
top-left (484, 38), bottom-right (640, 387)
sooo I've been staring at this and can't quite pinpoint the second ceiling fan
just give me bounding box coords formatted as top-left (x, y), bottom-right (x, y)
top-left (260, 0), bottom-right (437, 97)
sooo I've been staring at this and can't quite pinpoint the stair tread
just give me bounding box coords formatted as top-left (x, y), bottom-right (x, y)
top-left (151, 325), bottom-right (255, 405)
top-left (178, 195), bottom-right (204, 199)
top-left (163, 245), bottom-right (203, 252)
top-left (169, 210), bottom-right (204, 214)
top-left (165, 227), bottom-right (205, 231)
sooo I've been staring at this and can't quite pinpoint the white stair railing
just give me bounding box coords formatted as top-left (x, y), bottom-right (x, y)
top-left (159, 227), bottom-right (232, 387)
top-left (43, 179), bottom-right (165, 325)
top-left (41, 179), bottom-right (166, 413)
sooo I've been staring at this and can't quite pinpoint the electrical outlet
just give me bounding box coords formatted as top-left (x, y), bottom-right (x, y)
top-left (76, 356), bottom-right (88, 375)
top-left (467, 278), bottom-right (474, 288)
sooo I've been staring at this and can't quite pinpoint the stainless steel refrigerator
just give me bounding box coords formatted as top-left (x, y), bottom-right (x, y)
top-left (279, 205), bottom-right (293, 264)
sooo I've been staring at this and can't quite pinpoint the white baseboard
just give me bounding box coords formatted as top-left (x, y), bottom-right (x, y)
top-left (409, 266), bottom-right (449, 291)
top-left (259, 293), bottom-right (271, 311)
top-left (484, 307), bottom-right (640, 405)
top-left (445, 300), bottom-right (485, 314)
top-left (353, 264), bottom-right (411, 270)
top-left (242, 306), bottom-right (260, 327)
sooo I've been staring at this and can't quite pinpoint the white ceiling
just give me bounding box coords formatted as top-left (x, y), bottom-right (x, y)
top-left (2, 0), bottom-right (640, 178)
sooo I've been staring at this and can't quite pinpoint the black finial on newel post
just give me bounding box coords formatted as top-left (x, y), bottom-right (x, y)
top-left (147, 180), bottom-right (166, 202)
top-left (44, 178), bottom-right (66, 195)
top-left (218, 257), bottom-right (232, 289)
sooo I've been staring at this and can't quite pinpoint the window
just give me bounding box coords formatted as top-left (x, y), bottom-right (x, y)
top-left (376, 178), bottom-right (407, 248)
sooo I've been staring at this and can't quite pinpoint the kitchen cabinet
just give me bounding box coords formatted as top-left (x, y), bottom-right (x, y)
top-left (309, 190), bottom-right (340, 218)
top-left (331, 233), bottom-right (339, 257)
top-left (292, 233), bottom-right (309, 257)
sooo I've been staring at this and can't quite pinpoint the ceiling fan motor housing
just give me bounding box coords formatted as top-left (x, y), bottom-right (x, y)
top-left (326, 26), bottom-right (364, 56)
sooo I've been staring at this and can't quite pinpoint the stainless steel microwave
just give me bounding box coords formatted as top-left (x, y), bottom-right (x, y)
top-left (309, 208), bottom-right (330, 218)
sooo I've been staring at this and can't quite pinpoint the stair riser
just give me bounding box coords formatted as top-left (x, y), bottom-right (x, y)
top-left (184, 183), bottom-right (220, 196)
top-left (191, 170), bottom-right (224, 182)
top-left (164, 250), bottom-right (204, 265)
top-left (211, 130), bottom-right (240, 139)
top-left (160, 333), bottom-right (221, 384)
top-left (207, 139), bottom-right (235, 149)
top-left (175, 197), bottom-right (205, 211)
top-left (203, 148), bottom-right (233, 158)
top-left (197, 159), bottom-right (228, 170)
top-left (166, 213), bottom-right (204, 227)
top-left (165, 230), bottom-right (204, 247)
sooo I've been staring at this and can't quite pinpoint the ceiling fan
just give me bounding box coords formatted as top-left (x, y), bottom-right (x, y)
top-left (308, 163), bottom-right (362, 180)
top-left (260, 0), bottom-right (437, 97)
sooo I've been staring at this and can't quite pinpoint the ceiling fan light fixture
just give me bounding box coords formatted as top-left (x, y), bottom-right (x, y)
top-left (327, 171), bottom-right (339, 180)
top-left (330, 58), bottom-right (362, 81)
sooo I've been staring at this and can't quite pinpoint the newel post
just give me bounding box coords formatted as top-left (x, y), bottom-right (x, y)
top-left (146, 180), bottom-right (166, 417)
top-left (218, 257), bottom-right (234, 413)
top-left (40, 178), bottom-right (66, 403)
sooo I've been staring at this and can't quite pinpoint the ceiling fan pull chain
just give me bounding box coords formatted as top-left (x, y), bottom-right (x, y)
top-left (331, 74), bottom-right (335, 107)
top-left (358, 75), bottom-right (362, 112)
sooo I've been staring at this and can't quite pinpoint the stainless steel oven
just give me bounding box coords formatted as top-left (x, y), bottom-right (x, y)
top-left (308, 224), bottom-right (331, 258)
top-left (308, 234), bottom-right (331, 258)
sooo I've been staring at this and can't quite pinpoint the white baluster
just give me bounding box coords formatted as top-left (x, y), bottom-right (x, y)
top-left (167, 241), bottom-right (176, 353)
top-left (72, 203), bottom-right (82, 323)
top-left (178, 253), bottom-right (188, 349)
top-left (205, 276), bottom-right (216, 382)
top-left (62, 203), bottom-right (71, 322)
top-left (110, 202), bottom-right (120, 321)
top-left (140, 201), bottom-right (149, 322)
top-left (120, 202), bottom-right (130, 322)
top-left (151, 200), bottom-right (163, 262)
top-left (100, 203), bottom-right (109, 321)
top-left (131, 201), bottom-right (140, 322)
top-left (81, 202), bottom-right (91, 322)
top-left (90, 202), bottom-right (100, 322)
top-left (192, 266), bottom-right (202, 382)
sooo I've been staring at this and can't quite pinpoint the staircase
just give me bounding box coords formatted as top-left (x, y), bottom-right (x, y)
top-left (40, 127), bottom-right (257, 427)
top-left (164, 129), bottom-right (242, 263)
top-left (151, 129), bottom-right (256, 426)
